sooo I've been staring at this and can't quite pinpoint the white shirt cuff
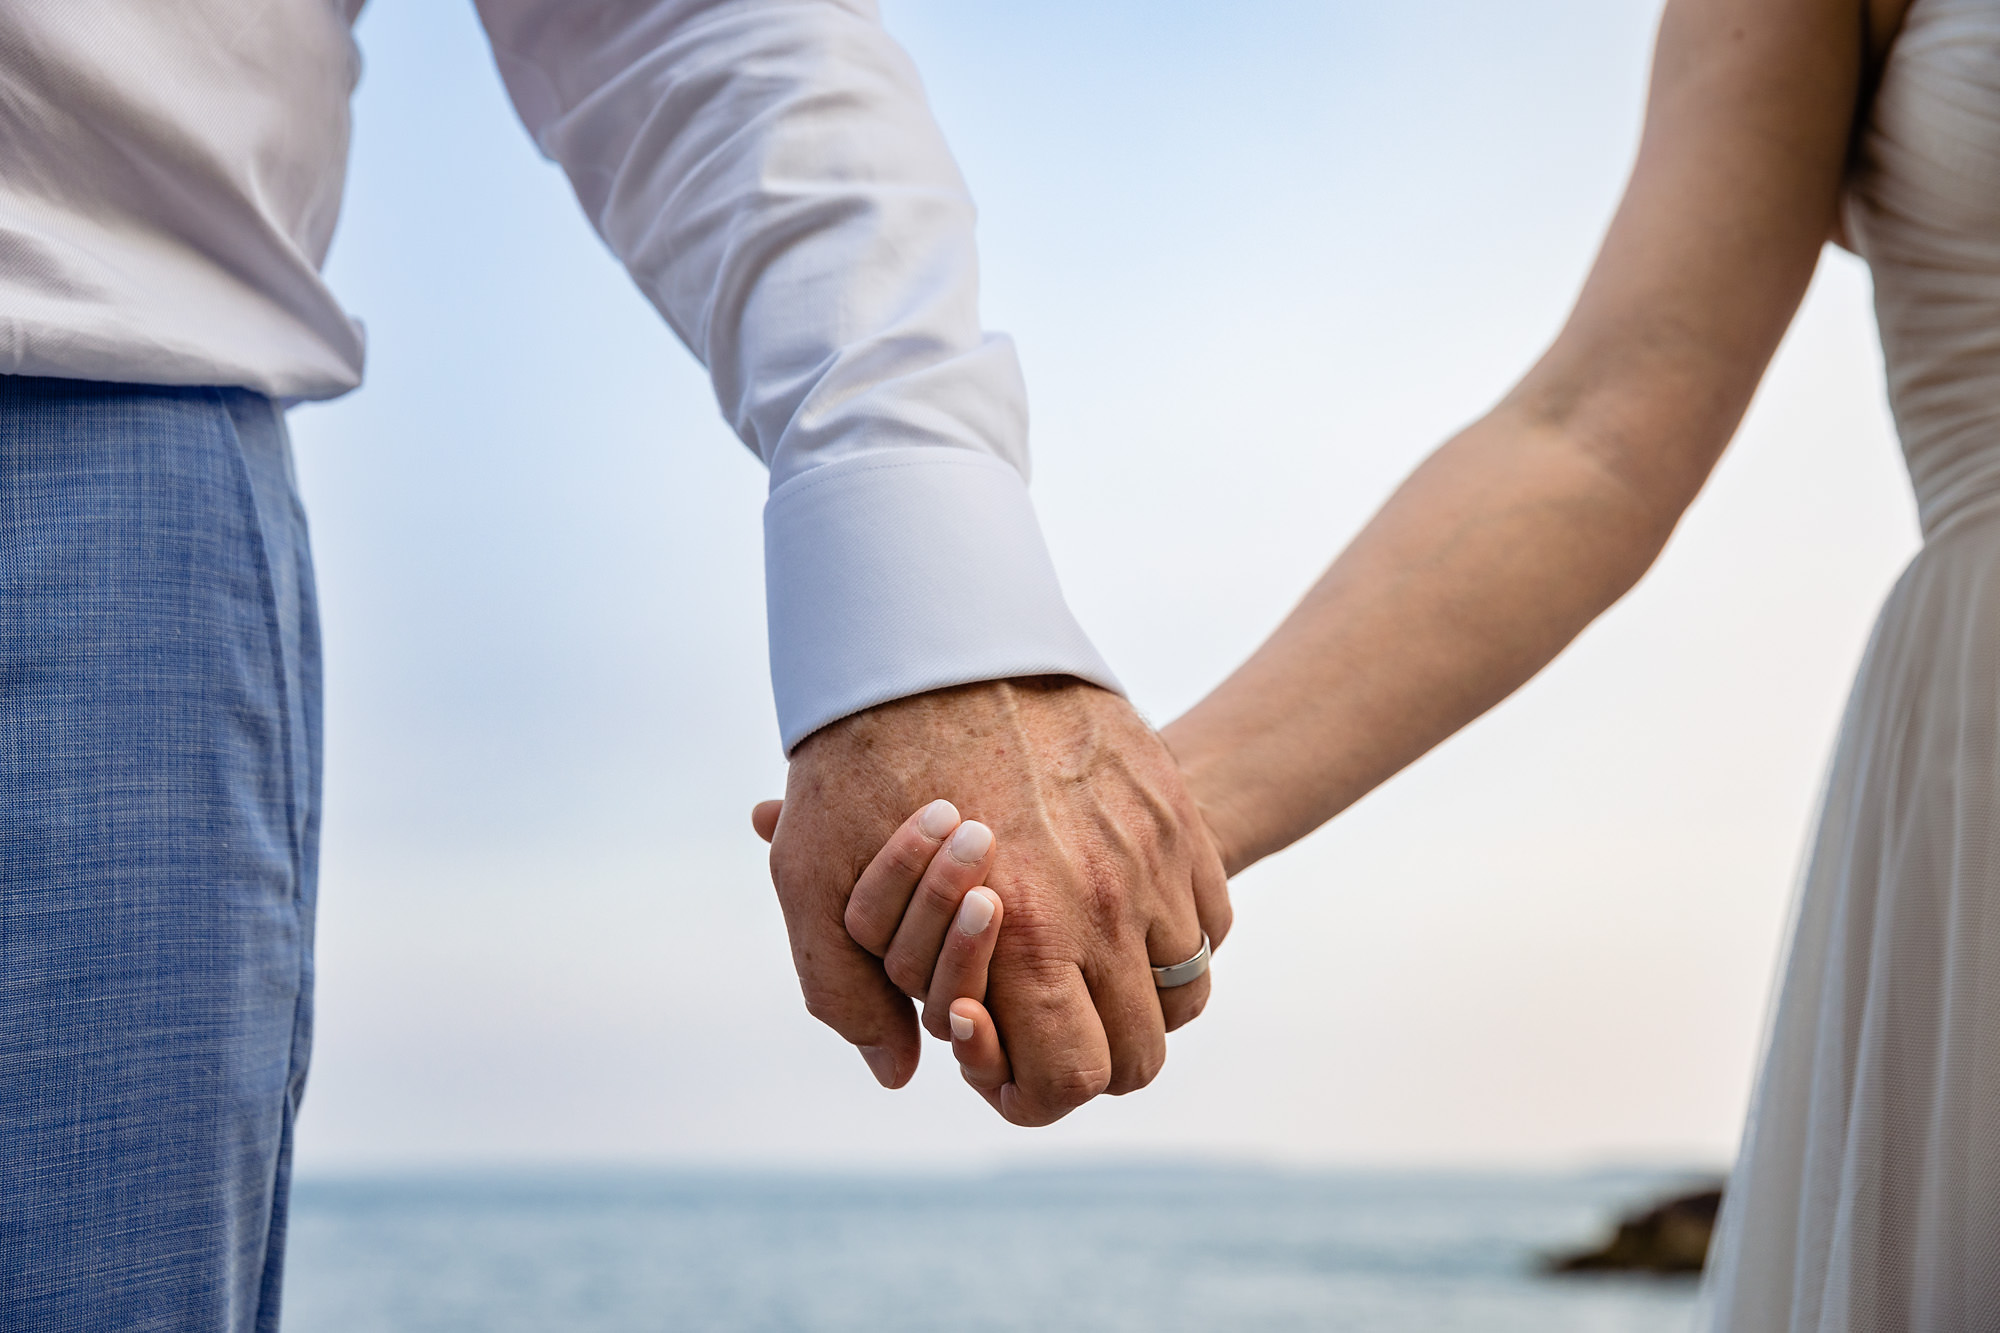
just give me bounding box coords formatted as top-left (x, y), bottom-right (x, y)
top-left (764, 450), bottom-right (1122, 753)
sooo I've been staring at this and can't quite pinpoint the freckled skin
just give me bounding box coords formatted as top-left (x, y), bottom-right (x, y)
top-left (767, 676), bottom-right (1229, 1126)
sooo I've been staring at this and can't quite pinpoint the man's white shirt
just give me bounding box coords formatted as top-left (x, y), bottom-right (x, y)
top-left (0, 0), bottom-right (1117, 749)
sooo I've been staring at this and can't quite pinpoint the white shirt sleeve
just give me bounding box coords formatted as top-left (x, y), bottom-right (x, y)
top-left (472, 0), bottom-right (1120, 752)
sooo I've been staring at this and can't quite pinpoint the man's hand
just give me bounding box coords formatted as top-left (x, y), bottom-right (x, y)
top-left (765, 676), bottom-right (1232, 1126)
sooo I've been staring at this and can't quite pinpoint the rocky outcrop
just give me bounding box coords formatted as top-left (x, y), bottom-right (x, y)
top-left (1543, 1185), bottom-right (1723, 1275)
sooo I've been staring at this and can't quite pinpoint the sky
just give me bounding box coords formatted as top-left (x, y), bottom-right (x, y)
top-left (289, 0), bottom-right (1919, 1173)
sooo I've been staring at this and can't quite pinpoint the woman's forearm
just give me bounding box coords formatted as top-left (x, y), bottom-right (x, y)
top-left (1161, 401), bottom-right (1683, 876)
top-left (1157, 0), bottom-right (1865, 877)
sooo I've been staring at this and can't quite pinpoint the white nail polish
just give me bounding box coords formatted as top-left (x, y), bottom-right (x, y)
top-left (949, 1011), bottom-right (976, 1042)
top-left (917, 799), bottom-right (958, 840)
top-left (948, 820), bottom-right (993, 864)
top-left (955, 887), bottom-right (997, 936)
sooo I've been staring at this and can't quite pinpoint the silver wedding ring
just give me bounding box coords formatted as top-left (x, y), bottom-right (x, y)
top-left (1151, 935), bottom-right (1211, 989)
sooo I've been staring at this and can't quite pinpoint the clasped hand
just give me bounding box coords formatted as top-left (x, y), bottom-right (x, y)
top-left (753, 676), bottom-right (1231, 1126)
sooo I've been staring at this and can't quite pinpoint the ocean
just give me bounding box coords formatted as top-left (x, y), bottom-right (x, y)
top-left (284, 1167), bottom-right (1707, 1332)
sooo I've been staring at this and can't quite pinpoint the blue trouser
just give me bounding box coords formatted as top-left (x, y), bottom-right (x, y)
top-left (0, 377), bottom-right (320, 1332)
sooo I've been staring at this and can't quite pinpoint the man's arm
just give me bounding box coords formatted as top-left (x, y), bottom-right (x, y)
top-left (472, 0), bottom-right (1116, 742)
top-left (471, 0), bottom-right (1230, 1120)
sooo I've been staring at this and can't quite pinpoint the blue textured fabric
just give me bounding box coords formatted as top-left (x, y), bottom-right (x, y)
top-left (0, 377), bottom-right (320, 1332)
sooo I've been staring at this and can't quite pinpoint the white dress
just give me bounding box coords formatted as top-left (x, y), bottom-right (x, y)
top-left (1701, 1), bottom-right (2000, 1327)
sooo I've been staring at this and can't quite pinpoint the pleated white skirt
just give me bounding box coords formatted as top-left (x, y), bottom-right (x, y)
top-left (1701, 507), bottom-right (2000, 1330)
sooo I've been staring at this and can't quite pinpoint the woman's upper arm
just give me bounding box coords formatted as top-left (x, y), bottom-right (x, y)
top-left (1516, 0), bottom-right (1869, 517)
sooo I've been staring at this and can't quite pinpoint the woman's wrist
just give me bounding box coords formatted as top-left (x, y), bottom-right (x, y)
top-left (1158, 718), bottom-right (1263, 878)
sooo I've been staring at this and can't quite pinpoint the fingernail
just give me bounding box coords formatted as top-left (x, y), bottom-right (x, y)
top-left (948, 820), bottom-right (993, 864)
top-left (917, 799), bottom-right (958, 840)
top-left (955, 887), bottom-right (997, 936)
top-left (949, 1010), bottom-right (975, 1042)
top-left (860, 1045), bottom-right (899, 1087)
